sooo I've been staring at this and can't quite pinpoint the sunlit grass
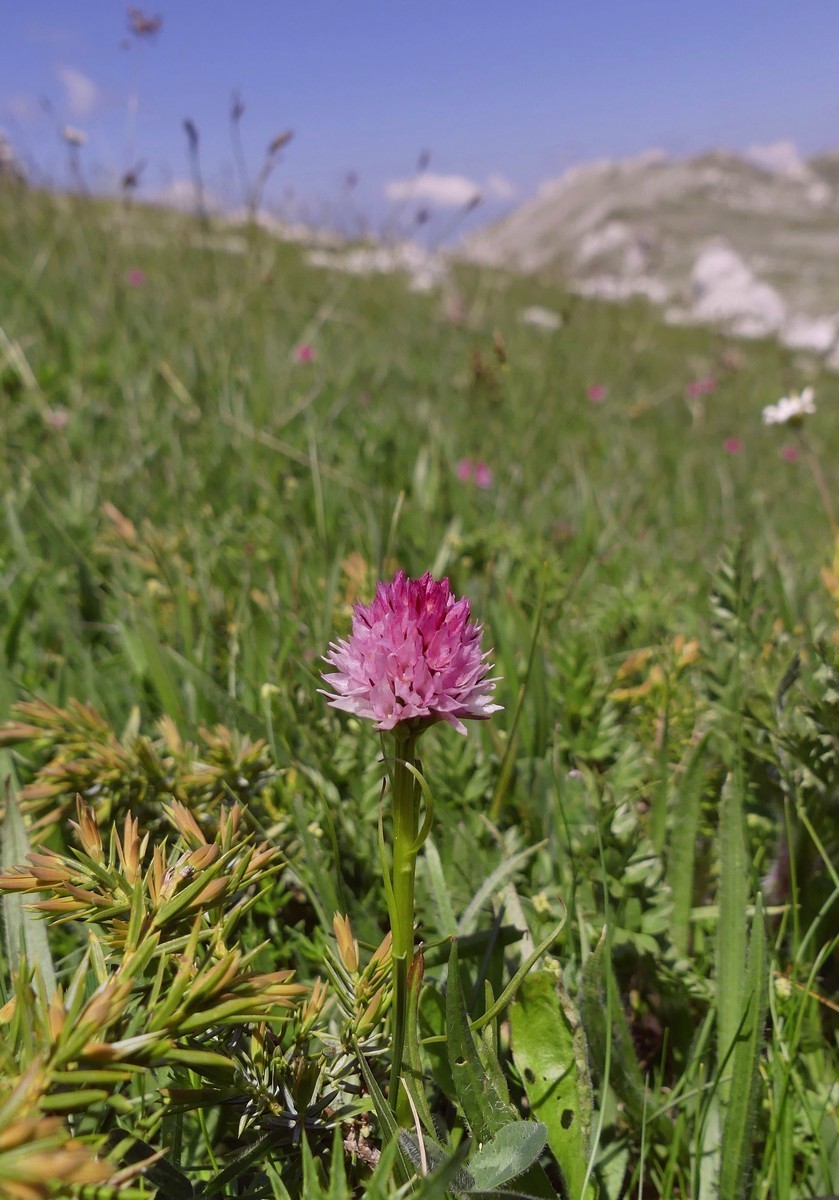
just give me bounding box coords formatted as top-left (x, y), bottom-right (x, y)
top-left (0, 183), bottom-right (837, 1198)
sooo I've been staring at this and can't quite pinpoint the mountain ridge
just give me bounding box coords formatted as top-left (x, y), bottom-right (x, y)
top-left (460, 144), bottom-right (839, 364)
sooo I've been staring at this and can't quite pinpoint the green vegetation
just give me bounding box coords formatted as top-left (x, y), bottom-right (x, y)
top-left (0, 182), bottom-right (837, 1198)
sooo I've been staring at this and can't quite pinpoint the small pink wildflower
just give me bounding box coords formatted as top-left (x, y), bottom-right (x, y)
top-left (723, 437), bottom-right (742, 455)
top-left (321, 571), bottom-right (501, 735)
top-left (293, 343), bottom-right (315, 363)
top-left (587, 384), bottom-right (607, 404)
top-left (456, 459), bottom-right (493, 488)
top-left (686, 377), bottom-right (716, 398)
top-left (44, 408), bottom-right (70, 430)
top-left (126, 269), bottom-right (145, 287)
top-left (780, 445), bottom-right (799, 463)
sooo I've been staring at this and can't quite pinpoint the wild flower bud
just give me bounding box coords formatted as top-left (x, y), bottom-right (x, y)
top-left (333, 913), bottom-right (360, 974)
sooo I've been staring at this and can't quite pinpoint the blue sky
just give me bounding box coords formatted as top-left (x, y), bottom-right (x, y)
top-left (3, 1), bottom-right (839, 231)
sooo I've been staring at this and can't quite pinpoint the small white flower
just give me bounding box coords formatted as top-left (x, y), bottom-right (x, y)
top-left (761, 387), bottom-right (816, 426)
top-left (520, 305), bottom-right (563, 331)
top-left (62, 125), bottom-right (88, 148)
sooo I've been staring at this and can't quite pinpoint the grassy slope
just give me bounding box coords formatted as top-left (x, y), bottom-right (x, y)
top-left (1, 188), bottom-right (832, 713)
top-left (1, 185), bottom-right (837, 1198)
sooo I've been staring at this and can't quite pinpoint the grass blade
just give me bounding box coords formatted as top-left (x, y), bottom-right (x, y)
top-left (715, 771), bottom-right (748, 1106)
top-left (1, 774), bottom-right (57, 1004)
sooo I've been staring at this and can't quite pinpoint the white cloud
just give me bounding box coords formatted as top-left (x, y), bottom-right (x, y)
top-left (150, 178), bottom-right (219, 211)
top-left (56, 66), bottom-right (97, 118)
top-left (485, 173), bottom-right (516, 200)
top-left (385, 170), bottom-right (516, 208)
top-left (385, 172), bottom-right (482, 207)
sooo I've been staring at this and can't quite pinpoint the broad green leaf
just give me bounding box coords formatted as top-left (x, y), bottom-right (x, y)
top-left (445, 939), bottom-right (516, 1141)
top-left (468, 1120), bottom-right (548, 1191)
top-left (445, 942), bottom-right (557, 1199)
top-left (398, 1132), bottom-right (475, 1197)
top-left (510, 971), bottom-right (596, 1200)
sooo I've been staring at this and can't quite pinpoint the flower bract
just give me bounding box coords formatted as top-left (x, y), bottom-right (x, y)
top-left (321, 571), bottom-right (501, 735)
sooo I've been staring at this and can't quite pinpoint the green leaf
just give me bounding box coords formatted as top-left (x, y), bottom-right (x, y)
top-left (423, 836), bottom-right (458, 936)
top-left (419, 982), bottom-right (456, 1102)
top-left (403, 951), bottom-right (438, 1139)
top-left (327, 1123), bottom-right (349, 1200)
top-left (4, 569), bottom-right (41, 668)
top-left (104, 1132), bottom-right (196, 1199)
top-left (363, 1140), bottom-right (400, 1200)
top-left (468, 1120), bottom-right (548, 1191)
top-left (719, 894), bottom-right (769, 1200)
top-left (1, 775), bottom-right (57, 1004)
top-left (398, 1131), bottom-right (475, 1196)
top-left (580, 932), bottom-right (672, 1140)
top-left (715, 771), bottom-right (748, 1107)
top-left (445, 942), bottom-right (558, 1199)
top-left (490, 571), bottom-right (547, 822)
top-left (666, 733), bottom-right (709, 955)
top-left (40, 1088), bottom-right (110, 1111)
top-left (457, 842), bottom-right (545, 937)
top-left (300, 1134), bottom-right (329, 1198)
top-left (200, 1132), bottom-right (278, 1197)
top-left (120, 616), bottom-right (188, 730)
top-left (353, 1039), bottom-right (414, 1186)
top-left (446, 939), bottom-right (516, 1142)
top-left (510, 971), bottom-right (596, 1200)
top-left (471, 917), bottom-right (565, 1033)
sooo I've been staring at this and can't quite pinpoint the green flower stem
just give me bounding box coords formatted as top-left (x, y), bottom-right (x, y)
top-left (387, 728), bottom-right (420, 1116)
top-left (799, 429), bottom-right (837, 536)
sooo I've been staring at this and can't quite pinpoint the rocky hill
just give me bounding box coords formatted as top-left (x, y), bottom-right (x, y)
top-left (461, 144), bottom-right (839, 364)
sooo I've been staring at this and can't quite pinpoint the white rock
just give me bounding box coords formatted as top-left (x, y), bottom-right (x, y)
top-left (575, 220), bottom-right (632, 265)
top-left (807, 181), bottom-right (832, 206)
top-left (780, 314), bottom-right (838, 354)
top-left (574, 274), bottom-right (670, 304)
top-left (690, 241), bottom-right (786, 335)
top-left (307, 242), bottom-right (446, 292)
top-left (744, 140), bottom-right (811, 181)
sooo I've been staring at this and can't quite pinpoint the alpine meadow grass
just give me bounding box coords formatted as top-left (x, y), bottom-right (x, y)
top-left (0, 180), bottom-right (837, 1198)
